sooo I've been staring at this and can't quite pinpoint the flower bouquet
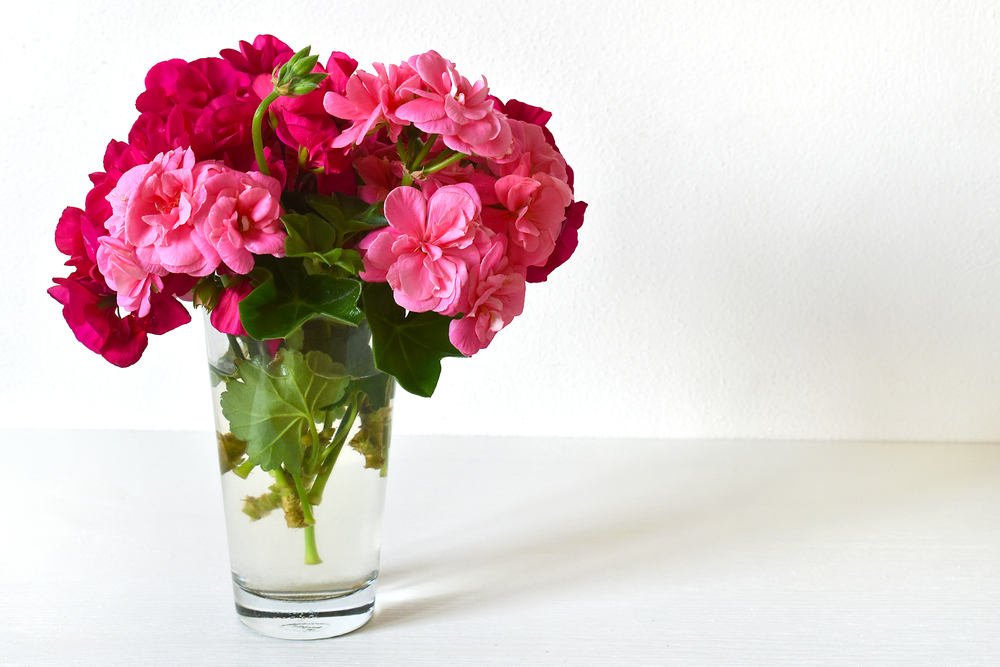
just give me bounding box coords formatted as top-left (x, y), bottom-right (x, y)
top-left (49, 35), bottom-right (586, 638)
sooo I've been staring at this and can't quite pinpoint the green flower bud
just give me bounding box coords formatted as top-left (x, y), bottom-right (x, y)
top-left (289, 54), bottom-right (320, 78)
top-left (288, 80), bottom-right (320, 97)
top-left (193, 276), bottom-right (223, 309)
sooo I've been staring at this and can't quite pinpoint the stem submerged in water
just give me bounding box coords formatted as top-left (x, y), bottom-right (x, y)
top-left (302, 525), bottom-right (322, 565)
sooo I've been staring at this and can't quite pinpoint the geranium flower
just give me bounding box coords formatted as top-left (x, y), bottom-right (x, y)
top-left (95, 235), bottom-right (164, 318)
top-left (482, 173), bottom-right (572, 268)
top-left (359, 183), bottom-right (486, 315)
top-left (105, 147), bottom-right (223, 277)
top-left (48, 269), bottom-right (191, 367)
top-left (448, 239), bottom-right (526, 356)
top-left (197, 169), bottom-right (286, 274)
top-left (324, 61), bottom-right (420, 147)
top-left (525, 200), bottom-right (587, 283)
top-left (396, 51), bottom-right (512, 159)
top-left (210, 280), bottom-right (254, 335)
top-left (220, 35), bottom-right (295, 77)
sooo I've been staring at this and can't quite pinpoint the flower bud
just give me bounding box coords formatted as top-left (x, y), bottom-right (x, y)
top-left (192, 276), bottom-right (222, 309)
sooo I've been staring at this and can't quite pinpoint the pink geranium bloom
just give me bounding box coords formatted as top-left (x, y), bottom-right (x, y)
top-left (136, 57), bottom-right (250, 116)
top-left (448, 239), bottom-right (526, 356)
top-left (482, 173), bottom-right (572, 268)
top-left (95, 235), bottom-right (164, 318)
top-left (49, 267), bottom-right (192, 367)
top-left (106, 148), bottom-right (223, 277)
top-left (359, 184), bottom-right (486, 315)
top-left (55, 207), bottom-right (93, 270)
top-left (326, 51), bottom-right (359, 95)
top-left (494, 119), bottom-right (570, 185)
top-left (396, 51), bottom-right (512, 159)
top-left (492, 98), bottom-right (558, 148)
top-left (324, 61), bottom-right (420, 147)
top-left (197, 169), bottom-right (286, 274)
top-left (525, 200), bottom-right (587, 283)
top-left (356, 154), bottom-right (404, 204)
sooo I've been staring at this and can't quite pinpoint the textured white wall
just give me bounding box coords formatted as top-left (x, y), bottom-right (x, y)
top-left (2, 0), bottom-right (999, 440)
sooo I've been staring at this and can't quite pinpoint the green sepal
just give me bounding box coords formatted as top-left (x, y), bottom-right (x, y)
top-left (220, 348), bottom-right (350, 474)
top-left (361, 281), bottom-right (464, 397)
top-left (238, 258), bottom-right (363, 340)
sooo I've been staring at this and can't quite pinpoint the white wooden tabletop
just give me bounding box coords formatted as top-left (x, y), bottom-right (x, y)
top-left (2, 430), bottom-right (998, 665)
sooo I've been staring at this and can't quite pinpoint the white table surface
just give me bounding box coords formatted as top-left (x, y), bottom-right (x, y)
top-left (1, 430), bottom-right (998, 666)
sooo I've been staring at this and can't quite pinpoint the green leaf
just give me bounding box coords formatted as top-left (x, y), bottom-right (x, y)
top-left (283, 212), bottom-right (337, 261)
top-left (220, 349), bottom-right (350, 474)
top-left (353, 371), bottom-right (394, 412)
top-left (239, 259), bottom-right (363, 340)
top-left (361, 282), bottom-right (465, 397)
top-left (282, 212), bottom-right (372, 276)
top-left (304, 193), bottom-right (388, 234)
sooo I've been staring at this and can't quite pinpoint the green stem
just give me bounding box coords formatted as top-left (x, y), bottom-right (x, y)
top-left (292, 472), bottom-right (322, 565)
top-left (252, 90), bottom-right (280, 176)
top-left (292, 473), bottom-right (316, 525)
top-left (226, 334), bottom-right (246, 362)
top-left (305, 406), bottom-right (324, 474)
top-left (233, 459), bottom-right (255, 479)
top-left (417, 150), bottom-right (467, 177)
top-left (302, 526), bottom-right (322, 565)
top-left (307, 392), bottom-right (361, 506)
top-left (411, 134), bottom-right (438, 170)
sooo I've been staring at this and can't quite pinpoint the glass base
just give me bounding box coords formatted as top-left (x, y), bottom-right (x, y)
top-left (232, 578), bottom-right (377, 640)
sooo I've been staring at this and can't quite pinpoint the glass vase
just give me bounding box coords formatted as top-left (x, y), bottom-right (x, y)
top-left (203, 314), bottom-right (394, 640)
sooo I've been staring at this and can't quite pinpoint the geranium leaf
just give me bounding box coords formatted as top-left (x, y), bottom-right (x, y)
top-left (304, 193), bottom-right (388, 234)
top-left (283, 212), bottom-right (337, 261)
top-left (239, 259), bottom-right (363, 340)
top-left (220, 349), bottom-right (350, 474)
top-left (361, 282), bottom-right (463, 397)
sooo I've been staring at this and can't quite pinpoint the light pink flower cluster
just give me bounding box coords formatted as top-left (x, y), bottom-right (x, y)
top-left (324, 50), bottom-right (512, 161)
top-left (328, 53), bottom-right (582, 356)
top-left (97, 147), bottom-right (285, 318)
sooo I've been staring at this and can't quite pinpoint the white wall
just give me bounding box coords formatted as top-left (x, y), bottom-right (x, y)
top-left (3, 0), bottom-right (999, 440)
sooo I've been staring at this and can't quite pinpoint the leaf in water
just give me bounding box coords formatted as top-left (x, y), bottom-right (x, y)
top-left (220, 348), bottom-right (350, 474)
top-left (361, 282), bottom-right (464, 397)
top-left (217, 431), bottom-right (248, 474)
top-left (242, 487), bottom-right (281, 521)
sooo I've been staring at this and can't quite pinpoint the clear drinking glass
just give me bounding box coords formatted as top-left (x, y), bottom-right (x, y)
top-left (204, 314), bottom-right (394, 639)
